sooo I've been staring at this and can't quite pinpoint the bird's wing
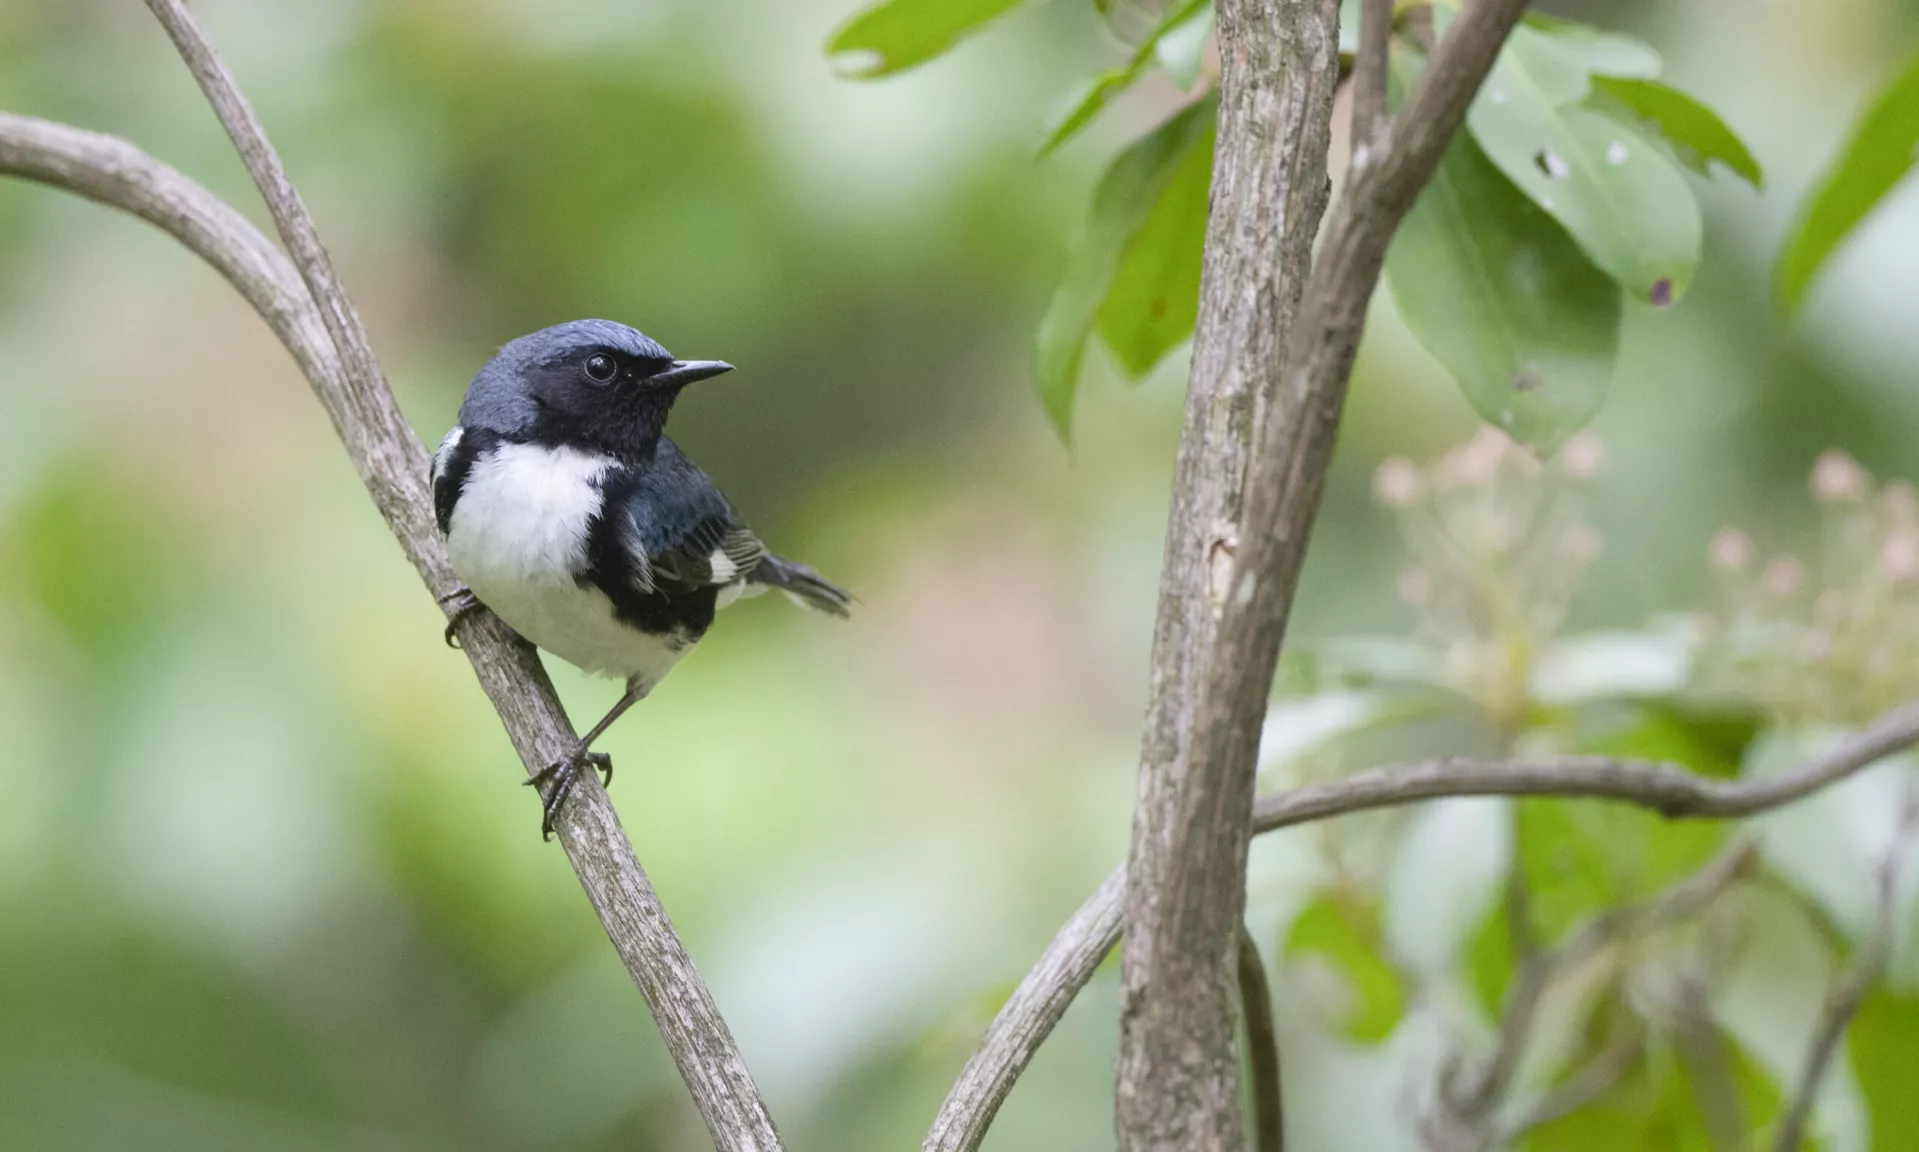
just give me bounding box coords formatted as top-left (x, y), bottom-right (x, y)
top-left (616, 442), bottom-right (766, 597)
top-left (634, 517), bottom-right (766, 596)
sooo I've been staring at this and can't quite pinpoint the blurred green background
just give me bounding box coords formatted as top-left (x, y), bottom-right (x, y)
top-left (3, 0), bottom-right (1919, 1148)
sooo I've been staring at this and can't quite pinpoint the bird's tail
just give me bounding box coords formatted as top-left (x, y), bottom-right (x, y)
top-left (750, 554), bottom-right (854, 618)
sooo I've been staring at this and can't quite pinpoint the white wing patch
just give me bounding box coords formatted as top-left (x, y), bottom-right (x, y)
top-left (709, 549), bottom-right (738, 584)
top-left (720, 527), bottom-right (765, 576)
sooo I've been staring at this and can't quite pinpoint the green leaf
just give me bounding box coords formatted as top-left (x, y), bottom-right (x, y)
top-left (1465, 896), bottom-right (1516, 1019)
top-left (1465, 23), bottom-right (1702, 304)
top-left (1586, 705), bottom-right (1758, 783)
top-left (1386, 120), bottom-right (1621, 451)
top-left (1035, 99), bottom-right (1215, 439)
top-left (1154, 2), bottom-right (1214, 91)
top-left (1776, 50), bottom-right (1919, 312)
top-left (1588, 77), bottom-right (1763, 187)
top-left (1510, 18), bottom-right (1662, 89)
top-left (1041, 0), bottom-right (1209, 154)
top-left (826, 0), bottom-right (1031, 79)
top-left (1284, 894), bottom-right (1407, 1043)
top-left (1852, 989), bottom-right (1919, 1150)
top-left (1098, 117), bottom-right (1213, 378)
top-left (1515, 798), bottom-right (1727, 944)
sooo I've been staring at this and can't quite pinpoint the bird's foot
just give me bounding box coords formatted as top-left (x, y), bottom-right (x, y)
top-left (524, 743), bottom-right (614, 840)
top-left (439, 586), bottom-right (486, 648)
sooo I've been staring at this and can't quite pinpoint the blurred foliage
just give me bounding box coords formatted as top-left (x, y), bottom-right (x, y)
top-left (1778, 49), bottom-right (1919, 312)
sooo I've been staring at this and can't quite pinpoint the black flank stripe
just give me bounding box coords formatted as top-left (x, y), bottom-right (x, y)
top-left (582, 466), bottom-right (720, 642)
top-left (434, 426), bottom-right (496, 535)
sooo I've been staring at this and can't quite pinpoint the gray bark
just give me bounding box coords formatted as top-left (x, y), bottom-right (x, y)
top-left (1116, 1), bottom-right (1527, 1146)
top-left (1115, 3), bottom-right (1341, 1146)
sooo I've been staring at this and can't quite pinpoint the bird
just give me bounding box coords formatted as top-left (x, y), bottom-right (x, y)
top-left (431, 319), bottom-right (851, 837)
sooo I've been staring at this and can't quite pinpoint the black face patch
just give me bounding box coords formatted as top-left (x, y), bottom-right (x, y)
top-left (522, 351), bottom-right (679, 460)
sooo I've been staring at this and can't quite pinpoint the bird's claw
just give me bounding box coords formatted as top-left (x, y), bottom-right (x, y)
top-left (439, 587), bottom-right (485, 648)
top-left (525, 745), bottom-right (614, 840)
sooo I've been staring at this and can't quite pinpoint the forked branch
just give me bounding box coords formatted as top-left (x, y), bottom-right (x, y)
top-left (3, 4), bottom-right (782, 1144)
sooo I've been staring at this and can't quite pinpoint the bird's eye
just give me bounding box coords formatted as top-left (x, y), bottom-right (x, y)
top-left (584, 353), bottom-right (617, 383)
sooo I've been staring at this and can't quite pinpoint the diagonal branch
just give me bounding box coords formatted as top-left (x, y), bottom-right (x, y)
top-left (6, 9), bottom-right (784, 1147)
top-left (930, 699), bottom-right (1919, 1152)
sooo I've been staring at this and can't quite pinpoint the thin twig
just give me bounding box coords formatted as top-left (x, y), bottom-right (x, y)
top-left (922, 870), bottom-right (1125, 1152)
top-left (1770, 792), bottom-right (1919, 1152)
top-left (1349, 0), bottom-right (1394, 154)
top-left (1454, 839), bottom-right (1757, 1130)
top-left (7, 10), bottom-right (786, 1144)
top-left (1674, 976), bottom-right (1748, 1152)
top-left (1237, 927), bottom-right (1286, 1152)
top-left (143, 0), bottom-right (428, 556)
top-left (931, 698), bottom-right (1919, 1152)
top-left (1249, 703), bottom-right (1919, 829)
top-left (1498, 1023), bottom-right (1642, 1139)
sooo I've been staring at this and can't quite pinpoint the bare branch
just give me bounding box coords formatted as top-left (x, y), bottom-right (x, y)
top-left (1770, 792), bottom-right (1918, 1152)
top-left (6, 9), bottom-right (785, 1145)
top-left (1249, 702), bottom-right (1919, 829)
top-left (1349, 0), bottom-right (1394, 154)
top-left (1118, 0), bottom-right (1527, 1141)
top-left (1237, 927), bottom-right (1286, 1152)
top-left (935, 700), bottom-right (1919, 1152)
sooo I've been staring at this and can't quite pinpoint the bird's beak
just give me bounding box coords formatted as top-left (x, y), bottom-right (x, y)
top-left (650, 359), bottom-right (734, 389)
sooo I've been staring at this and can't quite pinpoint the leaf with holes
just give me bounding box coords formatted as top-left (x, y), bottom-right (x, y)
top-left (1035, 99), bottom-right (1214, 440)
top-left (1041, 0), bottom-right (1209, 153)
top-left (1589, 77), bottom-right (1763, 187)
top-left (826, 0), bottom-right (1032, 79)
top-left (1465, 23), bottom-right (1701, 304)
top-left (1777, 49), bottom-right (1919, 312)
top-left (1098, 116), bottom-right (1213, 378)
top-left (1386, 120), bottom-right (1620, 451)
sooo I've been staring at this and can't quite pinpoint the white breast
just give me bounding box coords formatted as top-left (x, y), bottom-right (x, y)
top-left (445, 441), bottom-right (688, 685)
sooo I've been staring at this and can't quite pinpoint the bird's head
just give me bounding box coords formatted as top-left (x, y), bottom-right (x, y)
top-left (458, 319), bottom-right (732, 455)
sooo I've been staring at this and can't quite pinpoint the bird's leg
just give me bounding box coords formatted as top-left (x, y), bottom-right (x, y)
top-left (526, 676), bottom-right (651, 839)
top-left (438, 586), bottom-right (488, 648)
